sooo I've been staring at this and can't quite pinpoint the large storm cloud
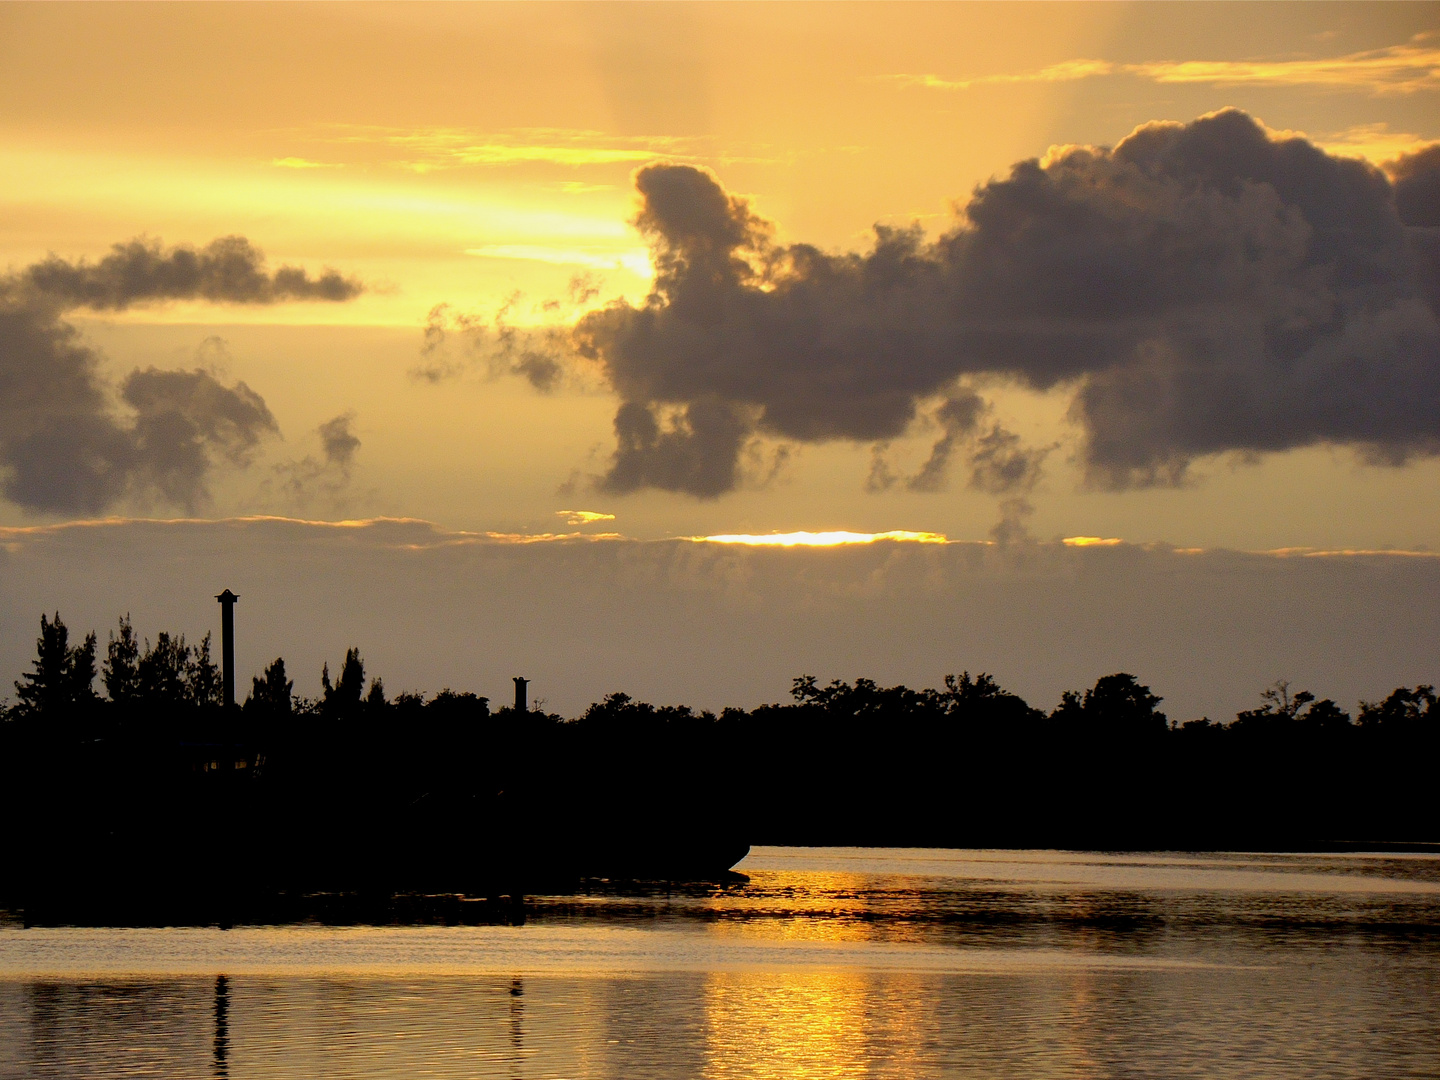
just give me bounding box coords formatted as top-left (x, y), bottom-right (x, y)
top-left (575, 109), bottom-right (1440, 495)
top-left (0, 237), bottom-right (361, 514)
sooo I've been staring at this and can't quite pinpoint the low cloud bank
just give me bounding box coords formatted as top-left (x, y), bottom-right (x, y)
top-left (3, 516), bottom-right (1436, 725)
top-left (22, 236), bottom-right (361, 310)
top-left (0, 237), bottom-right (362, 514)
top-left (573, 109), bottom-right (1440, 496)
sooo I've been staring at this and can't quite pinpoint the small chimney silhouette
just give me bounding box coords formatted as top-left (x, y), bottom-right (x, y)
top-left (513, 677), bottom-right (529, 712)
top-left (215, 590), bottom-right (239, 708)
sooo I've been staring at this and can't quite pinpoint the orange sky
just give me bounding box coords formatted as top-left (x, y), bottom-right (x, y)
top-left (2, 2), bottom-right (1439, 550)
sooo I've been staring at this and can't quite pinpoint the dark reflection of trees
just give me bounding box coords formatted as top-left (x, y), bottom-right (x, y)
top-left (213, 975), bottom-right (229, 1078)
top-left (508, 977), bottom-right (524, 1080)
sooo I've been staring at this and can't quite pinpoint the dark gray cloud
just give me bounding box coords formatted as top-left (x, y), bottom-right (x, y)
top-left (0, 308), bottom-right (277, 513)
top-left (274, 413), bottom-right (361, 509)
top-left (22, 236), bottom-right (361, 309)
top-left (575, 110), bottom-right (1440, 495)
top-left (413, 300), bottom-right (567, 392)
top-left (1388, 144), bottom-right (1440, 321)
top-left (599, 399), bottom-right (751, 497)
top-left (0, 236), bottom-right (360, 514)
top-left (119, 366), bottom-right (277, 509)
top-left (1390, 144), bottom-right (1440, 228)
top-left (317, 413), bottom-right (361, 468)
top-left (905, 392), bottom-right (987, 494)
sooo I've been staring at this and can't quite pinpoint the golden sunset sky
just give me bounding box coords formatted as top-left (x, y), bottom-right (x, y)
top-left (3, 3), bottom-right (1439, 716)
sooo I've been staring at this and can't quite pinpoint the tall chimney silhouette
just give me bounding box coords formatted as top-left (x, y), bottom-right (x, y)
top-left (215, 590), bottom-right (239, 708)
top-left (513, 677), bottom-right (528, 712)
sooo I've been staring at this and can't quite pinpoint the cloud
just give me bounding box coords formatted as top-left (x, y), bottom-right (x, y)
top-left (891, 40), bottom-right (1440, 96)
top-left (413, 300), bottom-right (570, 392)
top-left (21, 235), bottom-right (361, 309)
top-left (119, 366), bottom-right (278, 507)
top-left (0, 237), bottom-right (361, 514)
top-left (599, 399), bottom-right (752, 498)
top-left (317, 413), bottom-right (361, 468)
top-left (1388, 143), bottom-right (1440, 227)
top-left (271, 157), bottom-right (342, 170)
top-left (272, 413), bottom-right (363, 512)
top-left (325, 125), bottom-right (693, 172)
top-left (904, 392), bottom-right (1049, 499)
top-left (573, 110), bottom-right (1440, 495)
top-left (0, 306), bottom-right (278, 513)
top-left (905, 392), bottom-right (988, 494)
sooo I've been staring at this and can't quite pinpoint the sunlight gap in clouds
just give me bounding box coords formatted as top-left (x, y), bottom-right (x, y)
top-left (694, 531), bottom-right (952, 547)
top-left (557, 510), bottom-right (617, 526)
top-left (892, 39), bottom-right (1440, 96)
top-left (1313, 123), bottom-right (1439, 166)
top-left (5, 518), bottom-right (1438, 562)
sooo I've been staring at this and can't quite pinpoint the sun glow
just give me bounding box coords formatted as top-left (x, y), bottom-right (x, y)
top-left (1063, 536), bottom-right (1124, 547)
top-left (696, 530), bottom-right (950, 547)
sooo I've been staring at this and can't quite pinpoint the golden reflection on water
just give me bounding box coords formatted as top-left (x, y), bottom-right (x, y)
top-left (702, 970), bottom-right (892, 1079)
top-left (702, 870), bottom-right (888, 946)
top-left (4, 850), bottom-right (1440, 1079)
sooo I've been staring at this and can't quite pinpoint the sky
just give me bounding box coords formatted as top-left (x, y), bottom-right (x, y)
top-left (2, 2), bottom-right (1439, 719)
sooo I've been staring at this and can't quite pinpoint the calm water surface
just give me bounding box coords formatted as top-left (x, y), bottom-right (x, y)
top-left (2, 847), bottom-right (1438, 1078)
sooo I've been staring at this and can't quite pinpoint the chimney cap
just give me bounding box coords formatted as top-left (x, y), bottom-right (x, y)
top-left (215, 589), bottom-right (240, 602)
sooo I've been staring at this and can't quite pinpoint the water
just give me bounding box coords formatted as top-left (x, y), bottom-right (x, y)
top-left (2, 847), bottom-right (1438, 1078)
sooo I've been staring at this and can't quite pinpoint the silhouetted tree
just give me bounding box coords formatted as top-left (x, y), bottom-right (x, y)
top-left (137, 632), bottom-right (191, 709)
top-left (187, 633), bottom-right (222, 709)
top-left (1358, 685), bottom-right (1436, 731)
top-left (365, 678), bottom-right (387, 711)
top-left (103, 614), bottom-right (141, 704)
top-left (245, 658), bottom-right (294, 717)
top-left (12, 613), bottom-right (96, 717)
top-left (1056, 673), bottom-right (1167, 738)
top-left (320, 648), bottom-right (366, 720)
top-left (6, 600), bottom-right (1440, 898)
top-left (1233, 679), bottom-right (1350, 733)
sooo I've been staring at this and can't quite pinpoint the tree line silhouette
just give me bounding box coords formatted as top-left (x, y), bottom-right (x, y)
top-left (2, 611), bottom-right (1436, 920)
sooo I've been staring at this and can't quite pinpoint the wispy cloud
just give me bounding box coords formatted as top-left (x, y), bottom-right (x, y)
top-left (890, 39), bottom-right (1440, 96)
top-left (466, 244), bottom-right (652, 277)
top-left (270, 157), bottom-right (342, 170)
top-left (892, 59), bottom-right (1116, 91)
top-left (318, 126), bottom-right (691, 172)
top-left (270, 126), bottom-right (787, 175)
